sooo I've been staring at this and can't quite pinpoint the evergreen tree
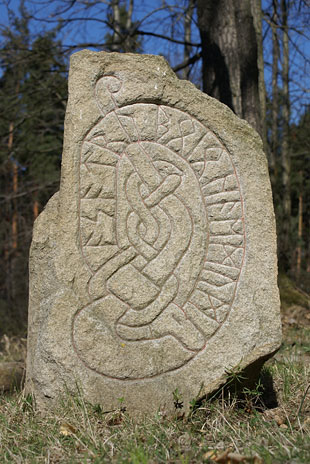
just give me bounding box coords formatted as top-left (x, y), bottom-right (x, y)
top-left (0, 8), bottom-right (67, 334)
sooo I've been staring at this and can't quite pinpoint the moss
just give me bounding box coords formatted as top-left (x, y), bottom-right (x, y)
top-left (278, 273), bottom-right (310, 310)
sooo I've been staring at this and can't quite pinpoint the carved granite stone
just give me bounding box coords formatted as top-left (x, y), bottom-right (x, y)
top-left (26, 50), bottom-right (282, 416)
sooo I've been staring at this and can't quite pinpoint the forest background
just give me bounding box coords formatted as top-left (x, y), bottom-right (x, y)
top-left (0, 0), bottom-right (309, 335)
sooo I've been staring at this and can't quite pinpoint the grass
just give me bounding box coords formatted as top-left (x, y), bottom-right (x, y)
top-left (0, 311), bottom-right (309, 462)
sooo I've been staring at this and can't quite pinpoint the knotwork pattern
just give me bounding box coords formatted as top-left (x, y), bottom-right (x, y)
top-left (72, 75), bottom-right (246, 380)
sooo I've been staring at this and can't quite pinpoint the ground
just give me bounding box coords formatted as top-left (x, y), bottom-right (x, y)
top-left (0, 279), bottom-right (309, 463)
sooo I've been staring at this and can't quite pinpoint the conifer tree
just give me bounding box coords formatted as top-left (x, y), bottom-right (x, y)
top-left (0, 7), bottom-right (67, 334)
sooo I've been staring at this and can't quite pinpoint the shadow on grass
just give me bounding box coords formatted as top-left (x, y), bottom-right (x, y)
top-left (189, 358), bottom-right (279, 416)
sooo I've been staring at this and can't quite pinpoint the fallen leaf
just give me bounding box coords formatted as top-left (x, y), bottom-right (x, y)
top-left (253, 458), bottom-right (263, 464)
top-left (203, 448), bottom-right (263, 463)
top-left (214, 448), bottom-right (233, 463)
top-left (60, 422), bottom-right (77, 436)
top-left (302, 417), bottom-right (310, 432)
top-left (203, 449), bottom-right (218, 460)
top-left (262, 407), bottom-right (286, 426)
top-left (279, 423), bottom-right (288, 429)
top-left (203, 448), bottom-right (232, 462)
top-left (226, 452), bottom-right (248, 463)
top-left (107, 412), bottom-right (124, 426)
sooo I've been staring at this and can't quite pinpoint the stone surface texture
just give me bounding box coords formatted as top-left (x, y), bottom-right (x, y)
top-left (26, 50), bottom-right (282, 416)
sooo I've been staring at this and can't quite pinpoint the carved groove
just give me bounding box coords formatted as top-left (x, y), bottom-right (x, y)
top-left (72, 75), bottom-right (246, 380)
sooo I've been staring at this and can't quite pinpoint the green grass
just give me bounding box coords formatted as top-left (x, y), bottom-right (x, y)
top-left (0, 327), bottom-right (309, 463)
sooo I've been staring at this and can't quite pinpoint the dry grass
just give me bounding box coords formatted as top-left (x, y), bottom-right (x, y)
top-left (0, 308), bottom-right (309, 463)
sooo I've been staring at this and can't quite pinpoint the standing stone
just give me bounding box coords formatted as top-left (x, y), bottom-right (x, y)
top-left (26, 51), bottom-right (281, 416)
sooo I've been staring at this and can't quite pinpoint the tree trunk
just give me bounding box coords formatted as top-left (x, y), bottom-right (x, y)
top-left (307, 220), bottom-right (310, 274)
top-left (251, 0), bottom-right (268, 152)
top-left (296, 185), bottom-right (303, 281)
top-left (111, 0), bottom-right (121, 51)
top-left (271, 0), bottom-right (280, 184)
top-left (5, 122), bottom-right (19, 306)
top-left (110, 0), bottom-right (135, 52)
top-left (33, 192), bottom-right (39, 220)
top-left (281, 0), bottom-right (291, 268)
top-left (183, 0), bottom-right (195, 80)
top-left (8, 121), bottom-right (18, 252)
top-left (125, 0), bottom-right (134, 52)
top-left (197, 0), bottom-right (262, 136)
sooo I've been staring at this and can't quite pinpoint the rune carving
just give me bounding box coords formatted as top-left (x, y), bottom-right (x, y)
top-left (72, 76), bottom-right (246, 380)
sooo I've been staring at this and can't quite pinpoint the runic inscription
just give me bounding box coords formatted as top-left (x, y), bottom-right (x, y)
top-left (72, 75), bottom-right (245, 379)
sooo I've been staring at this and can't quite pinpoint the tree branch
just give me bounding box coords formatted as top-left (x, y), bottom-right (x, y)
top-left (135, 29), bottom-right (201, 47)
top-left (173, 52), bottom-right (202, 73)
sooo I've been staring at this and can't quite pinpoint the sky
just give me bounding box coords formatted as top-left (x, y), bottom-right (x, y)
top-left (0, 0), bottom-right (309, 122)
top-left (0, 0), bottom-right (197, 56)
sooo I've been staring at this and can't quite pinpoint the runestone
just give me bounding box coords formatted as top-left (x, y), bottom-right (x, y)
top-left (26, 51), bottom-right (282, 416)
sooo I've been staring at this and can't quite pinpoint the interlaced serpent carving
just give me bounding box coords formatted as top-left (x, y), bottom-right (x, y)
top-left (72, 76), bottom-right (246, 380)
